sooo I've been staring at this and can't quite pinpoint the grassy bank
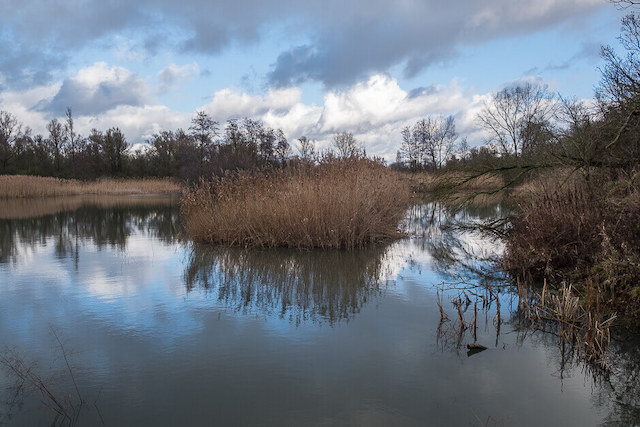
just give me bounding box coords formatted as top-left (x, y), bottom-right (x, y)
top-left (181, 158), bottom-right (412, 249)
top-left (504, 170), bottom-right (640, 323)
top-left (408, 170), bottom-right (505, 194)
top-left (0, 175), bottom-right (181, 198)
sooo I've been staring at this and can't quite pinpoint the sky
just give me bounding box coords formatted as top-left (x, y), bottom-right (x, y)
top-left (0, 0), bottom-right (631, 160)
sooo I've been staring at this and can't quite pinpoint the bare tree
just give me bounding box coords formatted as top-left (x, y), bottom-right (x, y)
top-left (430, 115), bottom-right (458, 169)
top-left (189, 110), bottom-right (219, 163)
top-left (477, 82), bottom-right (556, 158)
top-left (412, 119), bottom-right (431, 169)
top-left (400, 125), bottom-right (421, 170)
top-left (47, 118), bottom-right (65, 175)
top-left (274, 129), bottom-right (290, 163)
top-left (333, 132), bottom-right (362, 158)
top-left (64, 107), bottom-right (80, 163)
top-left (0, 111), bottom-right (24, 173)
top-left (100, 127), bottom-right (128, 175)
top-left (297, 136), bottom-right (315, 162)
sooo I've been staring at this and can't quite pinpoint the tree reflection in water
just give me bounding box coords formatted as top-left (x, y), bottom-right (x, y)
top-left (0, 195), bottom-right (181, 266)
top-left (184, 244), bottom-right (394, 324)
top-left (403, 197), bottom-right (507, 283)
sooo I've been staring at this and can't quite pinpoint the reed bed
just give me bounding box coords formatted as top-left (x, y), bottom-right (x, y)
top-left (0, 175), bottom-right (180, 199)
top-left (181, 158), bottom-right (412, 249)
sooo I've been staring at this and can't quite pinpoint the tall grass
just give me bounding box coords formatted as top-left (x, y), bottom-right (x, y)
top-left (504, 171), bottom-right (640, 321)
top-left (0, 175), bottom-right (180, 198)
top-left (181, 157), bottom-right (411, 249)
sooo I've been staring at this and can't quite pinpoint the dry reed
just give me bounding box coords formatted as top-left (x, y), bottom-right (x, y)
top-left (0, 175), bottom-right (181, 199)
top-left (181, 157), bottom-right (412, 249)
top-left (518, 280), bottom-right (617, 368)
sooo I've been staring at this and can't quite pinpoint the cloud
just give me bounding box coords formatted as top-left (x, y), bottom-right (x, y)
top-left (201, 86), bottom-right (304, 119)
top-left (524, 41), bottom-right (603, 75)
top-left (157, 62), bottom-right (200, 93)
top-left (76, 105), bottom-right (190, 141)
top-left (40, 62), bottom-right (150, 116)
top-left (0, 69), bottom-right (562, 162)
top-left (196, 74), bottom-right (483, 160)
top-left (266, 0), bottom-right (605, 87)
top-left (1, 0), bottom-right (606, 89)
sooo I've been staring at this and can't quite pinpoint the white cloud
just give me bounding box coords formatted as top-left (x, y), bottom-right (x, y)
top-left (0, 68), bottom-right (552, 161)
top-left (157, 62), bottom-right (200, 93)
top-left (194, 74), bottom-right (486, 161)
top-left (43, 62), bottom-right (150, 116)
top-left (202, 86), bottom-right (303, 119)
top-left (76, 104), bottom-right (190, 141)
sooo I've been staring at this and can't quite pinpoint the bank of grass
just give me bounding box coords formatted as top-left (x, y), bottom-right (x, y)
top-left (0, 175), bottom-right (181, 198)
top-left (504, 170), bottom-right (640, 323)
top-left (409, 170), bottom-right (505, 194)
top-left (181, 157), bottom-right (412, 249)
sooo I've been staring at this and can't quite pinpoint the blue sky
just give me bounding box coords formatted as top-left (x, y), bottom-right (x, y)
top-left (0, 0), bottom-right (629, 159)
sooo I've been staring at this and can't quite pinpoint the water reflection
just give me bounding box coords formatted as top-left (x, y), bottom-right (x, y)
top-left (0, 196), bottom-right (639, 425)
top-left (184, 244), bottom-right (393, 324)
top-left (0, 195), bottom-right (181, 266)
top-left (403, 198), bottom-right (506, 282)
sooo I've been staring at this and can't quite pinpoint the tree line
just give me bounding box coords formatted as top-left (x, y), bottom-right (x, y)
top-left (394, 7), bottom-right (640, 176)
top-left (0, 104), bottom-right (375, 182)
top-left (3, 5), bottom-right (640, 182)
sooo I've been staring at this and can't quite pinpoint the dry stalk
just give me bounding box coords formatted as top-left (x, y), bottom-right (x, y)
top-left (518, 281), bottom-right (617, 369)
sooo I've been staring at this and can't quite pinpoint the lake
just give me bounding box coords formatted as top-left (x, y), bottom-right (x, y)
top-left (0, 195), bottom-right (638, 426)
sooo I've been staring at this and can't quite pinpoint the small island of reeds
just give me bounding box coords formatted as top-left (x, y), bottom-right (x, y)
top-left (181, 157), bottom-right (412, 249)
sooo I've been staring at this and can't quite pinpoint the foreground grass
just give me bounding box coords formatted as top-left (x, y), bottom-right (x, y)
top-left (181, 158), bottom-right (412, 249)
top-left (0, 175), bottom-right (181, 198)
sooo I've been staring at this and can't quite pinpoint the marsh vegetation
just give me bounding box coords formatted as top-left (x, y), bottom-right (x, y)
top-left (181, 157), bottom-right (411, 249)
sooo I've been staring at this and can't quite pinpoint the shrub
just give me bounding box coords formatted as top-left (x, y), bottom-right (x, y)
top-left (503, 172), bottom-right (640, 319)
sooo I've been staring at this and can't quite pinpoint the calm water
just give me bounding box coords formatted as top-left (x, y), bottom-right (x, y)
top-left (0, 195), bottom-right (638, 426)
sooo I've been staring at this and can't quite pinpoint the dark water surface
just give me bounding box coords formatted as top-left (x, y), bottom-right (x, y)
top-left (0, 195), bottom-right (638, 426)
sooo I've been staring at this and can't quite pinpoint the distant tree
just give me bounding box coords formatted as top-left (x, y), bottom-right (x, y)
top-left (100, 127), bottom-right (128, 175)
top-left (224, 119), bottom-right (243, 150)
top-left (242, 118), bottom-right (263, 154)
top-left (258, 127), bottom-right (276, 161)
top-left (64, 107), bottom-right (80, 163)
top-left (47, 118), bottom-right (65, 175)
top-left (400, 125), bottom-right (421, 170)
top-left (0, 111), bottom-right (24, 173)
top-left (426, 115), bottom-right (457, 169)
top-left (458, 137), bottom-right (470, 161)
top-left (411, 119), bottom-right (431, 169)
top-left (477, 82), bottom-right (556, 159)
top-left (274, 129), bottom-right (290, 164)
top-left (149, 131), bottom-right (179, 176)
top-left (189, 110), bottom-right (218, 163)
top-left (297, 136), bottom-right (315, 162)
top-left (333, 132), bottom-right (361, 158)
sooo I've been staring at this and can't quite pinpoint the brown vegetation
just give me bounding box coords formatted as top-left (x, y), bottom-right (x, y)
top-left (409, 170), bottom-right (505, 194)
top-left (504, 171), bottom-right (640, 322)
top-left (517, 280), bottom-right (617, 368)
top-left (181, 157), bottom-right (412, 249)
top-left (0, 175), bottom-right (180, 199)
